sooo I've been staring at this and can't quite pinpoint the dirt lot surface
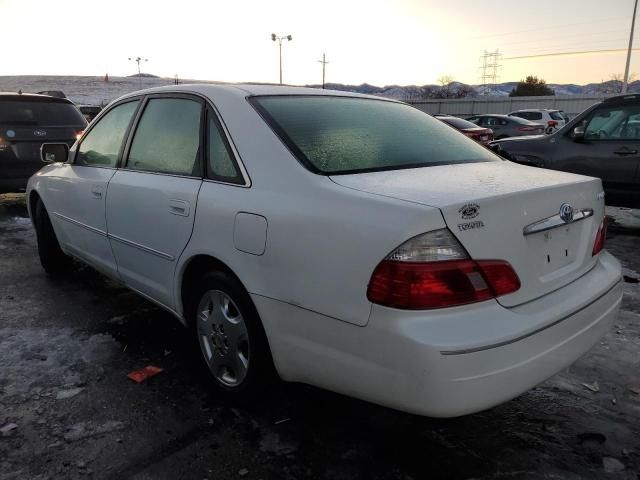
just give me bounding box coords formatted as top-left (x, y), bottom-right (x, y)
top-left (1, 193), bottom-right (639, 480)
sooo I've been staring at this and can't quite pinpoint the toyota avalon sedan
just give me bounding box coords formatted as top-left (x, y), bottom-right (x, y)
top-left (27, 85), bottom-right (622, 417)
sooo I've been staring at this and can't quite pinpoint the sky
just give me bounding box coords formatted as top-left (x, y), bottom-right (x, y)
top-left (0, 0), bottom-right (638, 86)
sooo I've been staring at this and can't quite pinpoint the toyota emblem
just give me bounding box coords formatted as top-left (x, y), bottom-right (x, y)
top-left (559, 203), bottom-right (574, 223)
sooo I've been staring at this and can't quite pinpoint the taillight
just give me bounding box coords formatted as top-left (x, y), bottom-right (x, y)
top-left (592, 218), bottom-right (608, 256)
top-left (367, 229), bottom-right (520, 310)
top-left (75, 130), bottom-right (84, 140)
top-left (547, 120), bottom-right (558, 127)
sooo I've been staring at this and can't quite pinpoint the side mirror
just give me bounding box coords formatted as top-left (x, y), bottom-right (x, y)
top-left (572, 126), bottom-right (585, 140)
top-left (40, 143), bottom-right (69, 163)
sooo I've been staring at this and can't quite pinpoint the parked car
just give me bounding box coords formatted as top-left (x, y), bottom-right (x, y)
top-left (27, 85), bottom-right (622, 417)
top-left (37, 90), bottom-right (67, 99)
top-left (492, 93), bottom-right (640, 208)
top-left (466, 114), bottom-right (545, 138)
top-left (508, 109), bottom-right (570, 134)
top-left (78, 105), bottom-right (103, 123)
top-left (434, 114), bottom-right (494, 145)
top-left (0, 93), bottom-right (87, 193)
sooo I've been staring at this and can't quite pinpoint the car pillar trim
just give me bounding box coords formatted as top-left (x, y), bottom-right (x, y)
top-left (107, 233), bottom-right (175, 261)
top-left (53, 212), bottom-right (107, 237)
top-left (522, 208), bottom-right (594, 236)
top-left (440, 278), bottom-right (621, 356)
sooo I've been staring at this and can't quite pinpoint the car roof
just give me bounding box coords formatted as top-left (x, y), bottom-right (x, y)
top-left (603, 93), bottom-right (640, 104)
top-left (472, 114), bottom-right (510, 118)
top-left (0, 92), bottom-right (73, 103)
top-left (115, 83), bottom-right (399, 104)
top-left (510, 109), bottom-right (557, 113)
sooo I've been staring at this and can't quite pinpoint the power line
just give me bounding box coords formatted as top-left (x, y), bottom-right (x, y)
top-left (468, 16), bottom-right (627, 40)
top-left (504, 47), bottom-right (640, 60)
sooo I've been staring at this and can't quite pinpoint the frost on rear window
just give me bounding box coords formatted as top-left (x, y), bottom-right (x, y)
top-left (252, 96), bottom-right (498, 174)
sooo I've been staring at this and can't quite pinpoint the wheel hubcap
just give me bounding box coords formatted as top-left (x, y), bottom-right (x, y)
top-left (196, 290), bottom-right (250, 387)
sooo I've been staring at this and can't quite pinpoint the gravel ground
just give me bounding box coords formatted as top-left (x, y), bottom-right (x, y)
top-left (1, 193), bottom-right (639, 480)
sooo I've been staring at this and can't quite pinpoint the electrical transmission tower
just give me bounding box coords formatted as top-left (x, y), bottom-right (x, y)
top-left (479, 50), bottom-right (502, 95)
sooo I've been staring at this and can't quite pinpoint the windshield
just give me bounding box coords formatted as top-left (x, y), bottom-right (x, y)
top-left (251, 96), bottom-right (498, 175)
top-left (0, 99), bottom-right (86, 126)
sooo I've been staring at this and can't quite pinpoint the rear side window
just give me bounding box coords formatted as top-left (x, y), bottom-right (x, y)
top-left (77, 100), bottom-right (139, 167)
top-left (127, 98), bottom-right (202, 176)
top-left (252, 96), bottom-right (497, 174)
top-left (207, 114), bottom-right (242, 183)
top-left (0, 100), bottom-right (86, 126)
top-left (528, 112), bottom-right (543, 120)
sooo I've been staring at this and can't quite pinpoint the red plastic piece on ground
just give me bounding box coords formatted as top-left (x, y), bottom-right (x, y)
top-left (127, 365), bottom-right (164, 383)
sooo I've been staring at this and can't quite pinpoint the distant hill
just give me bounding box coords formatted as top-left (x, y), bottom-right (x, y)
top-left (1, 75), bottom-right (637, 106)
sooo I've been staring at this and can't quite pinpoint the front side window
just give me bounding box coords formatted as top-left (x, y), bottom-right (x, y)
top-left (127, 98), bottom-right (202, 176)
top-left (585, 104), bottom-right (640, 141)
top-left (77, 100), bottom-right (139, 167)
top-left (252, 96), bottom-right (498, 174)
top-left (207, 114), bottom-right (242, 183)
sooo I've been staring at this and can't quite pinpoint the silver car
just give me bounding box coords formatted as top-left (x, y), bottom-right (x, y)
top-left (466, 114), bottom-right (545, 139)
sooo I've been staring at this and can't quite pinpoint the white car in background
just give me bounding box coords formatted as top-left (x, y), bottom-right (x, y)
top-left (509, 109), bottom-right (570, 133)
top-left (27, 85), bottom-right (622, 417)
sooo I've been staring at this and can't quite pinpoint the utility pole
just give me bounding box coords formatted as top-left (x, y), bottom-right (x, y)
top-left (128, 56), bottom-right (148, 90)
top-left (271, 34), bottom-right (293, 84)
top-left (318, 53), bottom-right (329, 89)
top-left (623, 0), bottom-right (638, 93)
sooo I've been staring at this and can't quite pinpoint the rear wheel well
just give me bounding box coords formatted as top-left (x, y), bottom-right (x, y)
top-left (180, 255), bottom-right (247, 325)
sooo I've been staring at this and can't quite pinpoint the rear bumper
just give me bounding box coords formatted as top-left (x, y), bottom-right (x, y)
top-left (255, 251), bottom-right (622, 417)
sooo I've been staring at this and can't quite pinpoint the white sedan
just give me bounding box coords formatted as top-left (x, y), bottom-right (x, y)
top-left (27, 85), bottom-right (622, 417)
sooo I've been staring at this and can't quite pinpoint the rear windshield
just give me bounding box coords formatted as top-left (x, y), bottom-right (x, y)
top-left (251, 96), bottom-right (498, 174)
top-left (0, 99), bottom-right (86, 126)
top-left (437, 116), bottom-right (480, 130)
top-left (549, 111), bottom-right (564, 121)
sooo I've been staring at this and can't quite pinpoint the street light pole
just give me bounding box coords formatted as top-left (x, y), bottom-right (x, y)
top-left (622, 0), bottom-right (638, 94)
top-left (271, 34), bottom-right (292, 85)
top-left (128, 56), bottom-right (148, 90)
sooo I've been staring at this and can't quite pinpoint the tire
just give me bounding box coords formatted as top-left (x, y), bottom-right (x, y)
top-left (34, 199), bottom-right (71, 274)
top-left (190, 271), bottom-right (275, 400)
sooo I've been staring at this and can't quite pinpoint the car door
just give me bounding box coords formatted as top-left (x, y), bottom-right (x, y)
top-left (483, 117), bottom-right (506, 137)
top-left (45, 99), bottom-right (141, 278)
top-left (105, 94), bottom-right (204, 309)
top-left (553, 103), bottom-right (640, 208)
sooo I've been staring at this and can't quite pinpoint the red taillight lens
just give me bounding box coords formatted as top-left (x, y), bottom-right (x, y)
top-left (75, 130), bottom-right (84, 140)
top-left (367, 259), bottom-right (520, 310)
top-left (592, 218), bottom-right (608, 256)
top-left (547, 120), bottom-right (558, 127)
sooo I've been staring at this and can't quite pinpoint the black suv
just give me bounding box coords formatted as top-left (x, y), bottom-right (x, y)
top-left (492, 94), bottom-right (640, 208)
top-left (0, 93), bottom-right (87, 193)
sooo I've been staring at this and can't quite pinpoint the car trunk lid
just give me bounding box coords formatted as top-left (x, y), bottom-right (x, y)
top-left (331, 161), bottom-right (604, 307)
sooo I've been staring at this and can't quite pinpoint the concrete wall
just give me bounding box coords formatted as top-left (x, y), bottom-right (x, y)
top-left (409, 95), bottom-right (608, 119)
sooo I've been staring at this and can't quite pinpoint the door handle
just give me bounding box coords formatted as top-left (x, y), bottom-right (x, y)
top-left (613, 148), bottom-right (638, 156)
top-left (168, 199), bottom-right (190, 217)
top-left (91, 185), bottom-right (104, 198)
